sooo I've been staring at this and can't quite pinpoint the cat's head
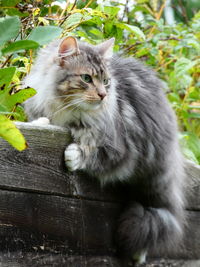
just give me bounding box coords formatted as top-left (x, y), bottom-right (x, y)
top-left (56, 36), bottom-right (115, 112)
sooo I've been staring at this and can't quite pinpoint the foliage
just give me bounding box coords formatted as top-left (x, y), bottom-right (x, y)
top-left (0, 67), bottom-right (36, 150)
top-left (0, 0), bottom-right (199, 164)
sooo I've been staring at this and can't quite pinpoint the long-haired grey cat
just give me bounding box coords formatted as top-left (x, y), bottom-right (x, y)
top-left (24, 36), bottom-right (186, 265)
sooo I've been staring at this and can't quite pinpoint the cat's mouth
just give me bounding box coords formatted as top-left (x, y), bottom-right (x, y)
top-left (85, 97), bottom-right (103, 103)
top-left (83, 97), bottom-right (106, 110)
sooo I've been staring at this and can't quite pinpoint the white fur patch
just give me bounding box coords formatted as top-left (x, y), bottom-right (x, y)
top-left (64, 143), bottom-right (83, 171)
top-left (30, 117), bottom-right (50, 126)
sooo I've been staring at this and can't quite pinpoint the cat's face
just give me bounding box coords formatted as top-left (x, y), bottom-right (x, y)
top-left (56, 37), bottom-right (114, 112)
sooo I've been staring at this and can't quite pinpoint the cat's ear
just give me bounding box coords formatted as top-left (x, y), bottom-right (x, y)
top-left (97, 38), bottom-right (115, 59)
top-left (58, 36), bottom-right (80, 57)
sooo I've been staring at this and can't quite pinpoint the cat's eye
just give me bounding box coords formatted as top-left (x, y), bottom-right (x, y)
top-left (103, 78), bottom-right (110, 86)
top-left (81, 74), bottom-right (92, 83)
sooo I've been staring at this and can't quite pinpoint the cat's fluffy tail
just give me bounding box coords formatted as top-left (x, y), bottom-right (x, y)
top-left (117, 202), bottom-right (184, 263)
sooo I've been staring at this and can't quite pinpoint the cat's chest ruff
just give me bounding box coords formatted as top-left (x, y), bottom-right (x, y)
top-left (70, 127), bottom-right (98, 148)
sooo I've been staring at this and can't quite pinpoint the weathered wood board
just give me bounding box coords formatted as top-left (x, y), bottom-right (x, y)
top-left (0, 122), bottom-right (199, 266)
top-left (0, 253), bottom-right (200, 267)
top-left (0, 122), bottom-right (122, 202)
top-left (0, 122), bottom-right (199, 206)
top-left (0, 189), bottom-right (120, 255)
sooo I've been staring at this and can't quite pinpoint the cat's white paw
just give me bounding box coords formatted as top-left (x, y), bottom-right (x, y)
top-left (64, 143), bottom-right (83, 171)
top-left (30, 117), bottom-right (50, 126)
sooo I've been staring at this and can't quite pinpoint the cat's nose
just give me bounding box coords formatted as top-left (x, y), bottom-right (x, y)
top-left (98, 92), bottom-right (107, 100)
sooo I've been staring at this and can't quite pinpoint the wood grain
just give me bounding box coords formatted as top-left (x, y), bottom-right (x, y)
top-left (0, 189), bottom-right (121, 255)
top-left (0, 122), bottom-right (200, 265)
top-left (185, 161), bottom-right (200, 210)
top-left (0, 122), bottom-right (124, 202)
top-left (0, 252), bottom-right (200, 267)
top-left (0, 122), bottom-right (199, 207)
top-left (0, 253), bottom-right (122, 267)
top-left (0, 189), bottom-right (199, 259)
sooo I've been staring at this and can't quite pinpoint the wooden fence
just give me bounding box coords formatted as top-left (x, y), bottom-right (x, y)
top-left (0, 122), bottom-right (199, 267)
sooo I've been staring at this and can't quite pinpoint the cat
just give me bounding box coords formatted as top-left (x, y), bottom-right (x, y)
top-left (24, 36), bottom-right (186, 265)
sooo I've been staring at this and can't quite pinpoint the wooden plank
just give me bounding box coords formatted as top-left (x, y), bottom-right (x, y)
top-left (0, 122), bottom-right (200, 263)
top-left (0, 122), bottom-right (199, 208)
top-left (0, 252), bottom-right (200, 267)
top-left (0, 189), bottom-right (121, 255)
top-left (138, 259), bottom-right (200, 267)
top-left (0, 122), bottom-right (123, 202)
top-left (0, 253), bottom-right (122, 267)
top-left (181, 210), bottom-right (200, 259)
top-left (185, 161), bottom-right (200, 210)
top-left (0, 189), bottom-right (199, 259)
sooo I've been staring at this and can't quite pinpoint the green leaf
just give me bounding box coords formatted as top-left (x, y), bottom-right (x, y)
top-left (0, 67), bottom-right (36, 113)
top-left (2, 40), bottom-right (39, 55)
top-left (14, 105), bottom-right (27, 121)
top-left (104, 6), bottom-right (120, 17)
top-left (135, 47), bottom-right (149, 57)
top-left (64, 13), bottom-right (83, 28)
top-left (0, 86), bottom-right (36, 113)
top-left (187, 112), bottom-right (200, 119)
top-left (0, 114), bottom-right (27, 151)
top-left (0, 16), bottom-right (20, 46)
top-left (64, 13), bottom-right (91, 29)
top-left (9, 88), bottom-right (37, 108)
top-left (0, 67), bottom-right (16, 88)
top-left (174, 58), bottom-right (196, 76)
top-left (28, 26), bottom-right (62, 45)
top-left (167, 92), bottom-right (181, 103)
top-left (104, 20), bottom-right (114, 36)
top-left (179, 132), bottom-right (200, 164)
top-left (89, 28), bottom-right (104, 39)
top-left (0, 103), bottom-right (14, 115)
top-left (116, 23), bottom-right (146, 40)
top-left (125, 24), bottom-right (146, 40)
top-left (136, 0), bottom-right (149, 3)
top-left (5, 8), bottom-right (29, 17)
top-left (2, 40), bottom-right (39, 54)
top-left (0, 67), bottom-right (34, 151)
top-left (0, 0), bottom-right (21, 6)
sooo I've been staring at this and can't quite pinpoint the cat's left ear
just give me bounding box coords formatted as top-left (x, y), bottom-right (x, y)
top-left (96, 38), bottom-right (115, 60)
top-left (58, 36), bottom-right (80, 58)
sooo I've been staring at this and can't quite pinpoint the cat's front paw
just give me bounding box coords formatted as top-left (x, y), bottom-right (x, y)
top-left (64, 143), bottom-right (83, 171)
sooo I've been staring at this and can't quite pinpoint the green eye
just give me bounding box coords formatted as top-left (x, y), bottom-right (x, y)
top-left (103, 78), bottom-right (110, 86)
top-left (81, 74), bottom-right (92, 83)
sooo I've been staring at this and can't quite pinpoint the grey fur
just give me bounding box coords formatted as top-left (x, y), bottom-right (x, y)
top-left (24, 38), bottom-right (186, 263)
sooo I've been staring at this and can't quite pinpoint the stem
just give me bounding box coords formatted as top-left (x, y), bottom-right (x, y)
top-left (59, 0), bottom-right (70, 24)
top-left (156, 1), bottom-right (166, 20)
top-left (147, 0), bottom-right (166, 39)
top-left (59, 0), bottom-right (77, 27)
top-left (121, 0), bottom-right (129, 21)
top-left (84, 0), bottom-right (93, 8)
top-left (177, 0), bottom-right (189, 23)
top-left (1, 55), bottom-right (12, 68)
top-left (27, 50), bottom-right (33, 73)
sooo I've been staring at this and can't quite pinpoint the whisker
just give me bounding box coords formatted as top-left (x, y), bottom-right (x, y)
top-left (48, 93), bottom-right (83, 100)
top-left (48, 99), bottom-right (85, 119)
